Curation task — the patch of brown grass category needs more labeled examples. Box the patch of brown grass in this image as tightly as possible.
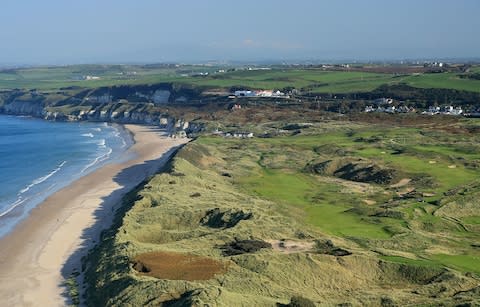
[133,251,227,281]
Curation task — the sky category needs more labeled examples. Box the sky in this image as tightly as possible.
[0,0,479,64]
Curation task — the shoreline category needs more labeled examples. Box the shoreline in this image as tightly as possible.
[0,124,188,306]
[0,120,134,238]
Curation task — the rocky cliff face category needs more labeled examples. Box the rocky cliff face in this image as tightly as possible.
[0,91,204,135]
[3,100,46,117]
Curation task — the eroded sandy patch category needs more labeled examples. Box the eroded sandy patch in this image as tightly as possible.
[390,178,411,188]
[133,251,227,281]
[267,240,315,254]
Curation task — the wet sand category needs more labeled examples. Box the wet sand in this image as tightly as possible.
[0,125,188,306]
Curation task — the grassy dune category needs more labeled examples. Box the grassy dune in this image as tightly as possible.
[86,120,480,306]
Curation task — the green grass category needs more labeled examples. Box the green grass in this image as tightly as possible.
[0,64,213,90]
[63,274,80,306]
[403,72,480,93]
[380,255,441,268]
[355,146,477,190]
[462,216,480,225]
[181,69,395,93]
[202,124,480,242]
[233,127,478,192]
[432,254,480,274]
[238,166,392,239]
[3,65,480,94]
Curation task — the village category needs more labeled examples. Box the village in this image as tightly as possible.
[363,97,472,116]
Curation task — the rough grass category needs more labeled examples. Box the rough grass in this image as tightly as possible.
[63,274,80,306]
[86,120,480,306]
[197,122,480,275]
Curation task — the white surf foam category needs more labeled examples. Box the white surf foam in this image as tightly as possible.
[81,147,113,173]
[1,161,66,218]
[18,161,67,195]
[0,197,26,218]
[97,139,106,147]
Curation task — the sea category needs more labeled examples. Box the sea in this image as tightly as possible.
[0,115,133,238]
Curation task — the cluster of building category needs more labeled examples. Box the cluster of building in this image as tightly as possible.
[212,129,254,139]
[364,98,466,116]
[224,132,254,138]
[423,62,445,68]
[72,75,101,81]
[233,90,288,98]
[421,106,464,116]
[364,105,416,114]
[364,98,415,113]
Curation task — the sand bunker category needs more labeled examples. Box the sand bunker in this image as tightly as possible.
[132,251,226,281]
[396,187,416,197]
[267,240,315,254]
[390,178,411,188]
[448,165,457,169]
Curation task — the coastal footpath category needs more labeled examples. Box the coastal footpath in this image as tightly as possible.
[0,125,188,306]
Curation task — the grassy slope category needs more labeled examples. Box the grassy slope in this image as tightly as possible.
[402,72,480,92]
[204,124,480,272]
[87,120,480,306]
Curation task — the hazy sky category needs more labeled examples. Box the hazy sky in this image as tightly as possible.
[1,0,479,64]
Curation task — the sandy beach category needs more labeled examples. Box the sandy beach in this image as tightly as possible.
[0,125,188,306]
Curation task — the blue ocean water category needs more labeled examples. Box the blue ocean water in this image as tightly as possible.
[0,115,133,238]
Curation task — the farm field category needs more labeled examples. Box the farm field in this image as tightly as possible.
[2,64,480,95]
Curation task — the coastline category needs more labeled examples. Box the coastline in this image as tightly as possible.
[0,118,134,238]
[0,124,188,306]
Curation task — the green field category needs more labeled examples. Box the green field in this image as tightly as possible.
[2,65,480,95]
[402,72,480,93]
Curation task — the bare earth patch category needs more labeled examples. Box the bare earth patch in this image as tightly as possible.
[133,251,227,281]
[363,199,377,205]
[267,240,315,254]
[396,187,416,197]
[448,165,457,169]
[429,160,437,164]
[317,176,377,194]
[424,246,456,255]
[390,178,411,188]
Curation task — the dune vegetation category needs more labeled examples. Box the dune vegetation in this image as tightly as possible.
[85,118,480,306]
